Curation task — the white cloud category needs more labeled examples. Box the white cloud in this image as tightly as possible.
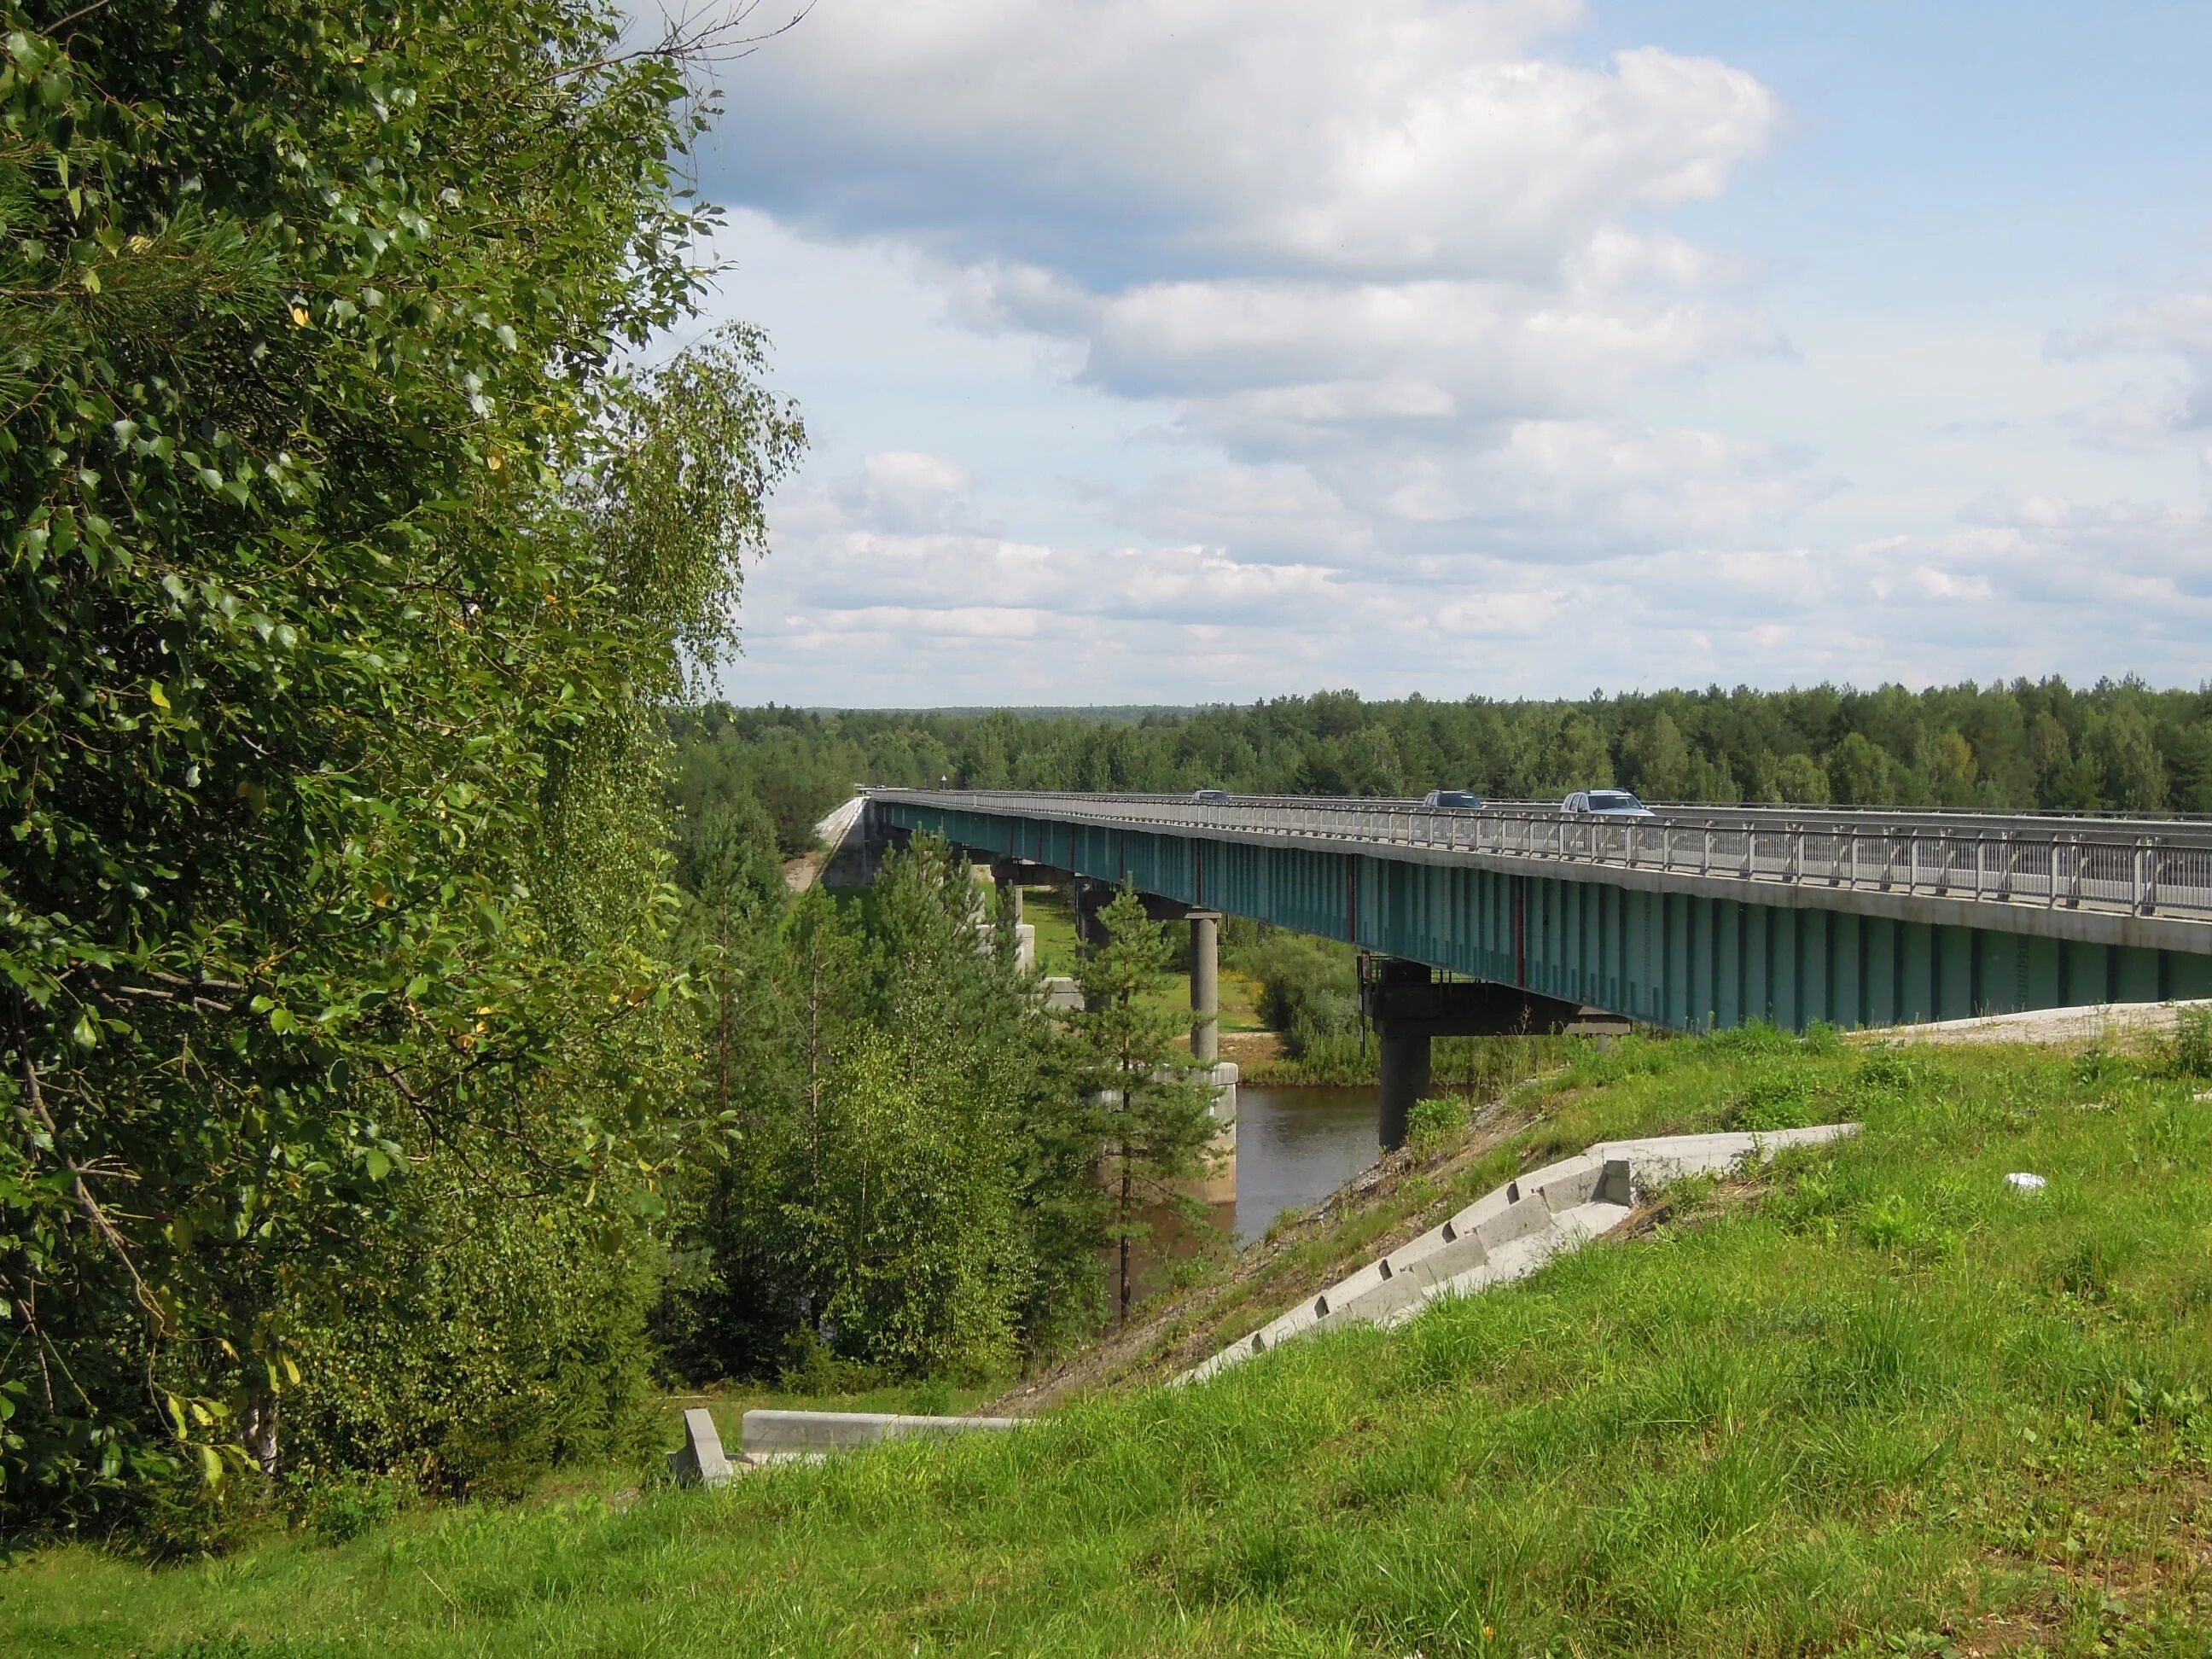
[2052,288,2212,456]
[711,1,1775,282]
[963,271,1778,425]
[691,0,1810,605]
[688,5,2209,704]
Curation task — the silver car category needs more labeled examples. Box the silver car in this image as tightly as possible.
[1562,789,1654,819]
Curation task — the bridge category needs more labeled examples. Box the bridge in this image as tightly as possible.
[864,789,2212,1146]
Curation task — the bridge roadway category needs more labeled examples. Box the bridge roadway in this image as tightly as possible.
[870,789,2212,1144]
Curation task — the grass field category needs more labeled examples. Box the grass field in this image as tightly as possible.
[11,1029,2212,1656]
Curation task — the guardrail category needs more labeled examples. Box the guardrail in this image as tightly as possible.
[871,789,2212,924]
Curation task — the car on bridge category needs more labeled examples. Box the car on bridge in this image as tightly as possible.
[1562,789,1654,819]
[1190,789,1231,804]
[1423,789,1487,809]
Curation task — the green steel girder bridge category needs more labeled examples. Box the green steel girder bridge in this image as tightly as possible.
[867,788,2212,1145]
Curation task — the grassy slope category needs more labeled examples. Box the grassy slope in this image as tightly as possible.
[12,1035,2212,1656]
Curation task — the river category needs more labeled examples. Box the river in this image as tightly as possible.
[1226,1084,1382,1243]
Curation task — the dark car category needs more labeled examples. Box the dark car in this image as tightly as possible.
[1190,789,1231,805]
[1423,789,1486,810]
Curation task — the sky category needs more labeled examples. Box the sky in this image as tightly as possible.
[676,0,2212,707]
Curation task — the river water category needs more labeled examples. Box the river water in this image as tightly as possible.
[1227,1084,1381,1243]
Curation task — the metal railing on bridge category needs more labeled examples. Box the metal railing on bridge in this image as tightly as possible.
[870,789,2212,924]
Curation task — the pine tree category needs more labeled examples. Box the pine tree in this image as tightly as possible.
[1074,887,1221,1323]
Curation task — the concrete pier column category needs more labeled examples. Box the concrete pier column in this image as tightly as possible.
[1371,958,1435,1151]
[1073,880,1109,1010]
[1074,878,1113,946]
[1188,910,1221,1065]
[1377,1028,1432,1152]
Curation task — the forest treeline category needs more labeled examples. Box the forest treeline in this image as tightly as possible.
[672,680,2212,855]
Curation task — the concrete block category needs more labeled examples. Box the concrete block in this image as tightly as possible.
[1440,1181,1521,1244]
[1441,1221,1565,1296]
[1515,1152,1599,1198]
[667,1406,733,1487]
[1596,1157,1633,1207]
[1550,1199,1633,1242]
[1323,1230,1494,1329]
[1249,1300,1325,1349]
[1311,1257,1394,1318]
[1377,1219,1456,1279]
[1474,1195,1552,1254]
[1040,976,1084,1012]
[740,1410,1025,1456]
[1525,1152,1604,1213]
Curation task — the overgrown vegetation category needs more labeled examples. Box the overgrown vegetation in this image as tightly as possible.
[0,0,811,1532]
[669,679,2212,853]
[655,834,1109,1387]
[15,1031,2212,1654]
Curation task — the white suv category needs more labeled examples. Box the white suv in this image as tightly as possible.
[1562,789,1654,819]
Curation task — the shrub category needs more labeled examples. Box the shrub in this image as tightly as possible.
[905,1378,955,1417]
[1706,1022,1800,1058]
[282,1172,665,1500]
[1406,1096,1470,1157]
[2174,1009,2212,1079]
[1722,1069,1819,1131]
[778,1327,882,1398]
[288,1470,401,1546]
[1853,1048,1932,1097]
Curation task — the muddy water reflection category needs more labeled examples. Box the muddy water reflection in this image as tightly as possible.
[1231,1085,1381,1243]
[1126,1084,1382,1305]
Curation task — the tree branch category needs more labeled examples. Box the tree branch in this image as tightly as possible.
[15,1050,169,1333]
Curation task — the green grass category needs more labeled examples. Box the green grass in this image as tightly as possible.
[13,1033,2212,1656]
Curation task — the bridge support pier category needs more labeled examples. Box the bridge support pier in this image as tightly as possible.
[1189,910,1220,1065]
[1371,959,1435,1150]
[1365,958,1634,1151]
[1074,877,1112,946]
[1377,1027,1433,1152]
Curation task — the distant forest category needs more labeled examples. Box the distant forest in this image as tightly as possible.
[672,679,2212,854]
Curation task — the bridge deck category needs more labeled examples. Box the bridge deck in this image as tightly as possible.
[870,789,2212,1033]
[875,789,2212,930]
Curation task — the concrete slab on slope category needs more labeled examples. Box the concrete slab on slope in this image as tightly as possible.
[1177,1123,1859,1385]
[741,1410,1026,1456]
[1854,998,2212,1049]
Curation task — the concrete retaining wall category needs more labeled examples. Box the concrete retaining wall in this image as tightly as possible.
[740,1409,1026,1456]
